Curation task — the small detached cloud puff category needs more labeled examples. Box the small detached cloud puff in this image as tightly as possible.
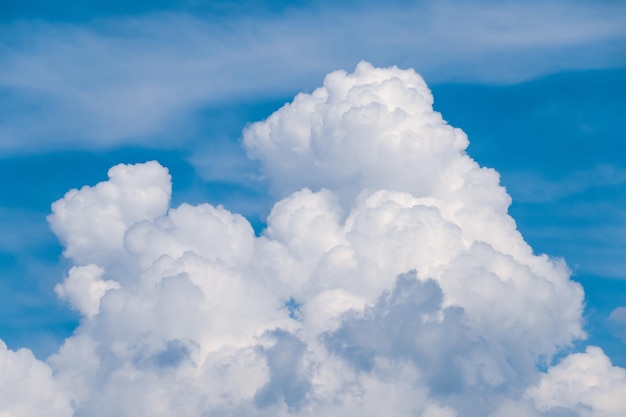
[2,62,625,417]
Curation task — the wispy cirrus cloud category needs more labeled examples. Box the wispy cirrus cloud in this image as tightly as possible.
[0,0,624,153]
[505,165,626,203]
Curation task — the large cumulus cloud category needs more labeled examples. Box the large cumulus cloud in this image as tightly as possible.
[1,62,624,416]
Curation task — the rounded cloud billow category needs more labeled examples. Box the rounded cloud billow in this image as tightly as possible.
[1,62,624,416]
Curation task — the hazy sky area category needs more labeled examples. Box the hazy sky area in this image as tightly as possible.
[1,1,626,416]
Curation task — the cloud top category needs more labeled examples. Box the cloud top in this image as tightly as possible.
[244,61,469,199]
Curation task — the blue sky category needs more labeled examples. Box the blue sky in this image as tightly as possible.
[1,1,626,415]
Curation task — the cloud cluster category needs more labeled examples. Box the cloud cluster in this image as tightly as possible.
[1,62,625,416]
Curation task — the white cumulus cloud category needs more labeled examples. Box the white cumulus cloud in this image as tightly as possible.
[0,62,624,416]
[526,347,626,417]
[55,264,120,319]
[47,161,171,265]
[0,340,71,417]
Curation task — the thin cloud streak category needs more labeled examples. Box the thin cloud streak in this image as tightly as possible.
[0,1,625,153]
[505,165,626,204]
